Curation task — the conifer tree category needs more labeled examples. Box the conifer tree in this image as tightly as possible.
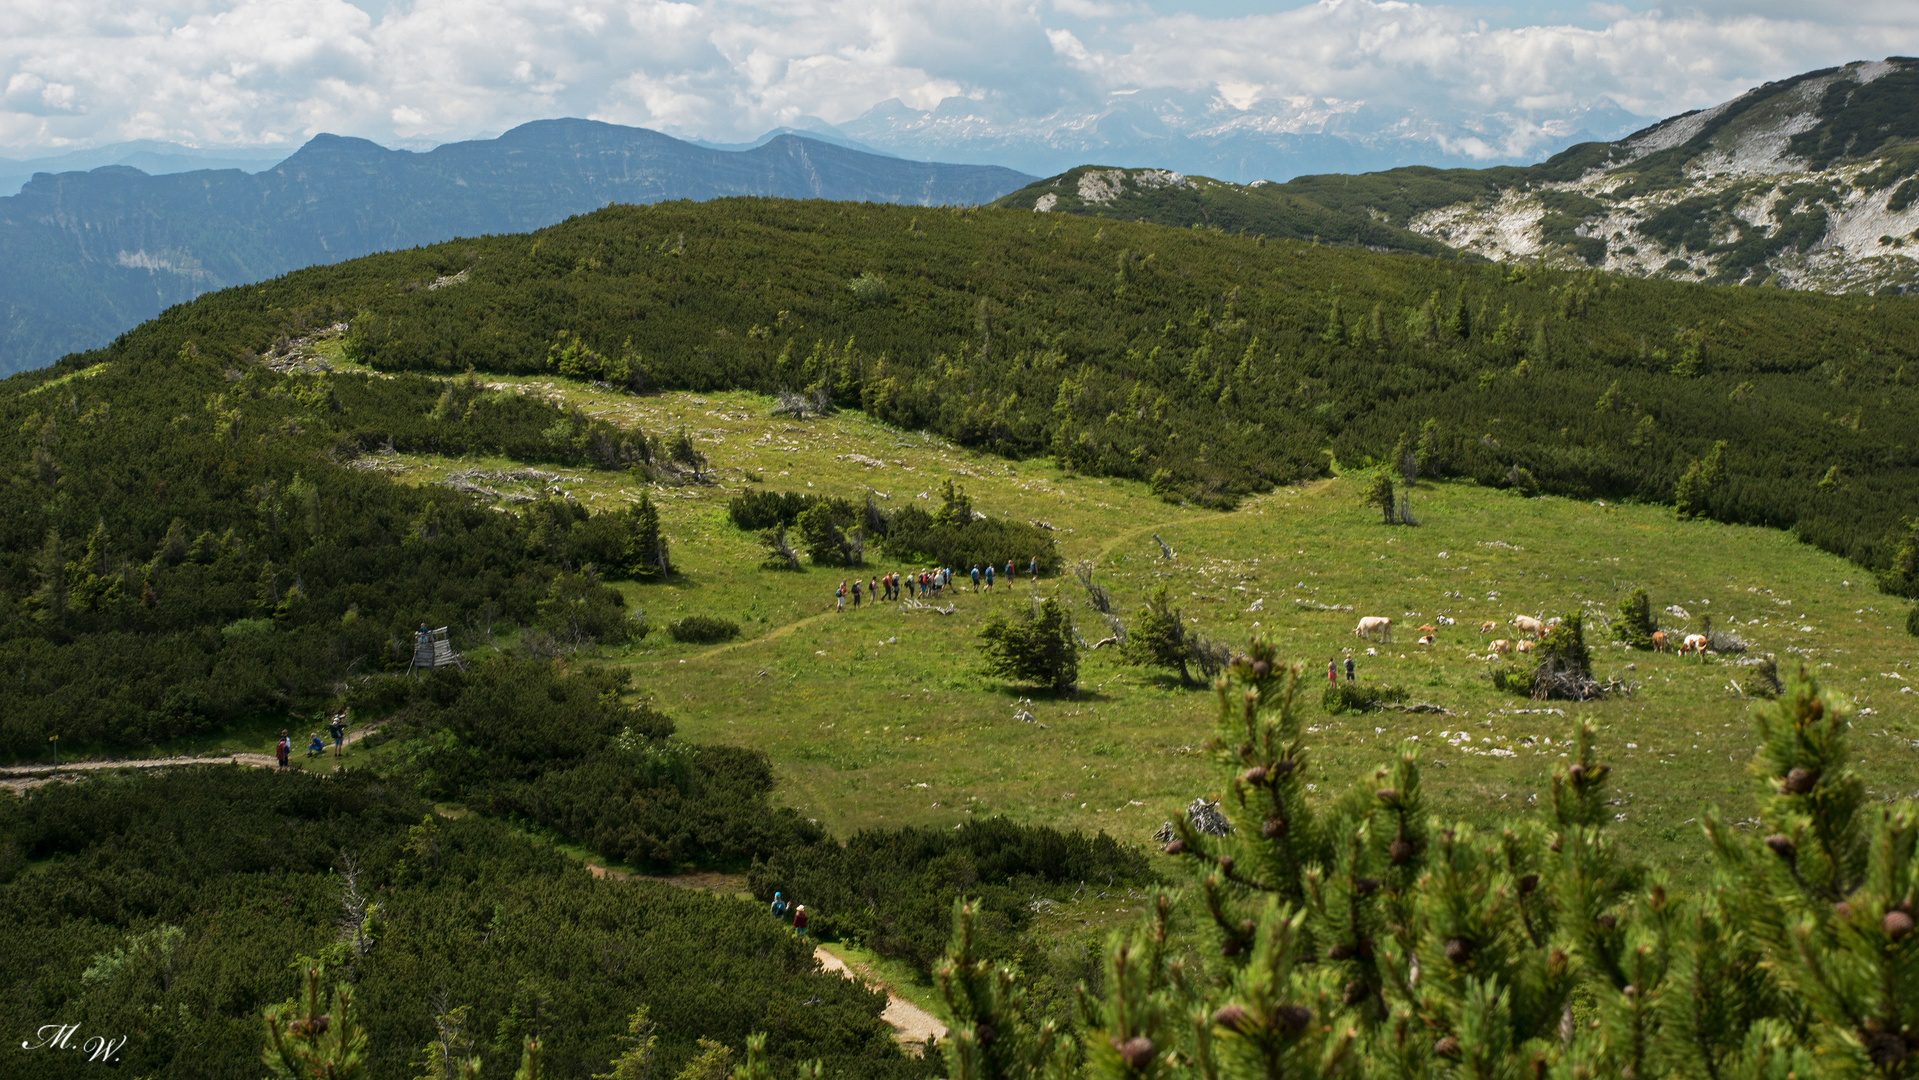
[629,495,671,579]
[263,967,368,1080]
[937,899,1071,1080]
[1121,585,1196,686]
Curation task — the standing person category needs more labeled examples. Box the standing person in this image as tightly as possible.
[1328,660,1338,687]
[836,581,846,613]
[793,905,809,938]
[852,579,862,609]
[1029,556,1038,582]
[276,730,291,769]
[327,715,346,758]
[1006,560,1015,587]
[970,565,980,592]
[1345,657,1356,683]
[984,563,994,591]
[770,891,789,920]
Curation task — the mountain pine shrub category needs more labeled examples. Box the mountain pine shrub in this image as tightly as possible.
[902,648,1908,1078]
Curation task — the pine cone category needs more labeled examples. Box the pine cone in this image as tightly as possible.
[1252,660,1271,678]
[1389,838,1416,864]
[975,1023,996,1047]
[1355,877,1381,896]
[1780,767,1820,795]
[1886,911,1914,940]
[1112,1035,1156,1069]
[1218,855,1235,873]
[1212,1005,1251,1033]
[1262,816,1288,839]
[1765,834,1796,859]
[1434,1036,1461,1057]
[1164,838,1186,855]
[1270,759,1296,776]
[1244,765,1269,785]
[1444,937,1473,964]
[1375,787,1400,805]
[1272,1005,1312,1034]
[1866,1031,1907,1067]
[1518,873,1539,895]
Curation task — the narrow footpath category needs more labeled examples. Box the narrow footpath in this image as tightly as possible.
[0,722,385,794]
[583,862,947,1050]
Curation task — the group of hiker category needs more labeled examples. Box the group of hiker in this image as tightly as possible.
[273,714,350,768]
[835,557,1041,612]
[768,891,810,937]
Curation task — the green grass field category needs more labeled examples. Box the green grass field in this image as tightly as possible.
[356,377,1919,885]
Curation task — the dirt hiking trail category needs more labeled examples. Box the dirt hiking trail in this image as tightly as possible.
[583,862,946,1050]
[0,722,385,794]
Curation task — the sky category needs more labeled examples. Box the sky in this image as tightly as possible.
[4,0,1919,156]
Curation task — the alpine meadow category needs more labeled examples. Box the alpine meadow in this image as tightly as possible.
[3,188,1919,1080]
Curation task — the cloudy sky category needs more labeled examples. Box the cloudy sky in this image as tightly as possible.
[4,0,1918,155]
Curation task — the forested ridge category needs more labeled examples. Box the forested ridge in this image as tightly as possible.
[68,196,1919,588]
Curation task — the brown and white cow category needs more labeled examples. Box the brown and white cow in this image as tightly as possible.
[1490,639,1514,656]
[1479,621,1498,636]
[1682,634,1710,658]
[1650,630,1669,653]
[1516,639,1536,654]
[1511,615,1546,639]
[1354,616,1394,643]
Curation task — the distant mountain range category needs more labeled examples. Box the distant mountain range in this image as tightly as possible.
[836,89,1649,183]
[0,141,293,198]
[0,120,1032,373]
[996,58,1919,296]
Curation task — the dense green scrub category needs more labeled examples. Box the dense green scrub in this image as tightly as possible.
[62,199,1919,595]
[368,659,823,869]
[0,767,929,1080]
[0,342,676,755]
[751,818,1152,975]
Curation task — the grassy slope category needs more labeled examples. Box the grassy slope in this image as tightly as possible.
[374,377,1919,885]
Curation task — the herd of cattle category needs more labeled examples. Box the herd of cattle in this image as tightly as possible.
[1351,615,1710,657]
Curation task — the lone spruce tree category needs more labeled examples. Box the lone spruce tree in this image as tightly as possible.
[979,597,1077,693]
[1122,584,1196,686]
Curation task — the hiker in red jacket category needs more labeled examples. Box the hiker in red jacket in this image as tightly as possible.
[276,730,291,768]
[793,905,809,938]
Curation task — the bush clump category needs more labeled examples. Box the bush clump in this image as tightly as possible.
[1908,603,1919,638]
[1617,586,1658,649]
[1322,681,1408,714]
[1490,665,1534,696]
[750,817,1152,974]
[978,597,1077,692]
[727,488,815,531]
[666,615,740,644]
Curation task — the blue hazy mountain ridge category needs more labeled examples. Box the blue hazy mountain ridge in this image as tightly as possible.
[0,118,1034,374]
[0,140,293,197]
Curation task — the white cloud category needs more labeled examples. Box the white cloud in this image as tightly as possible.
[0,0,1916,152]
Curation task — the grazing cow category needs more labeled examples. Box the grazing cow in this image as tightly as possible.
[1512,615,1546,639]
[1516,639,1536,654]
[1354,616,1394,643]
[1491,639,1514,656]
[1682,634,1710,658]
[1417,634,1436,646]
[1479,621,1498,636]
[1650,631,1669,653]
